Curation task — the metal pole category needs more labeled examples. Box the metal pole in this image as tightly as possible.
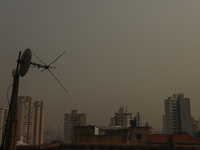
[2,52,21,150]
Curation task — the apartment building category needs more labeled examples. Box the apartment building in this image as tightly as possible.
[110,106,132,127]
[32,101,44,145]
[17,96,34,145]
[163,93,193,135]
[64,110,88,143]
[17,96,44,145]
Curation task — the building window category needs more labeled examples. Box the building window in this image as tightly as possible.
[136,134,142,140]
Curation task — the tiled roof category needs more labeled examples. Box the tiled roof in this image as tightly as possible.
[172,134,200,144]
[148,134,200,145]
[148,134,168,144]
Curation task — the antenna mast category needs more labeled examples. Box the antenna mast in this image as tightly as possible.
[2,49,67,150]
[2,49,31,150]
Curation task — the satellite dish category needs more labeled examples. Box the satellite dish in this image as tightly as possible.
[19,48,32,77]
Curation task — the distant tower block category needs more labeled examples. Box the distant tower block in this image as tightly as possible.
[163,93,193,135]
[64,110,88,143]
[17,96,33,145]
[16,96,44,145]
[33,101,44,145]
[110,106,133,127]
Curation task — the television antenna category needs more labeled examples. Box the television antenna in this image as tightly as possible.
[30,51,68,93]
[2,49,32,150]
[2,48,67,150]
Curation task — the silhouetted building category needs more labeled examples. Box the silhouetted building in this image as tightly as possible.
[163,93,193,135]
[74,125,152,145]
[110,106,132,127]
[15,133,200,149]
[64,110,88,143]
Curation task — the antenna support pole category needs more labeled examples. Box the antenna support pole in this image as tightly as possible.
[2,52,21,150]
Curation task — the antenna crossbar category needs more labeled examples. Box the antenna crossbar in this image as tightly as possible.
[31,51,67,93]
[30,62,56,69]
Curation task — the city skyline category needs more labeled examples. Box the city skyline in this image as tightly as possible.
[1,1,200,131]
[0,93,197,134]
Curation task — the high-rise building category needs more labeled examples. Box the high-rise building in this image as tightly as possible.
[17,96,34,145]
[163,93,193,135]
[64,110,88,143]
[17,96,44,145]
[32,101,44,145]
[110,106,132,127]
[0,106,9,145]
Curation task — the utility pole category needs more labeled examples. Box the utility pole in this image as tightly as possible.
[2,52,21,150]
[2,49,31,150]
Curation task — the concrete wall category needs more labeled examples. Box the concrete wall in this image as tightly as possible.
[74,135,128,144]
[74,126,152,145]
[129,127,152,145]
[74,126,98,136]
[74,126,129,144]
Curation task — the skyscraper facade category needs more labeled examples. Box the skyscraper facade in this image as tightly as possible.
[17,96,44,145]
[32,101,44,145]
[0,106,9,145]
[17,96,34,145]
[110,106,132,127]
[163,93,193,135]
[64,110,88,143]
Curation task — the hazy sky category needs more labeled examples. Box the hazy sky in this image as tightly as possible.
[1,0,200,131]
